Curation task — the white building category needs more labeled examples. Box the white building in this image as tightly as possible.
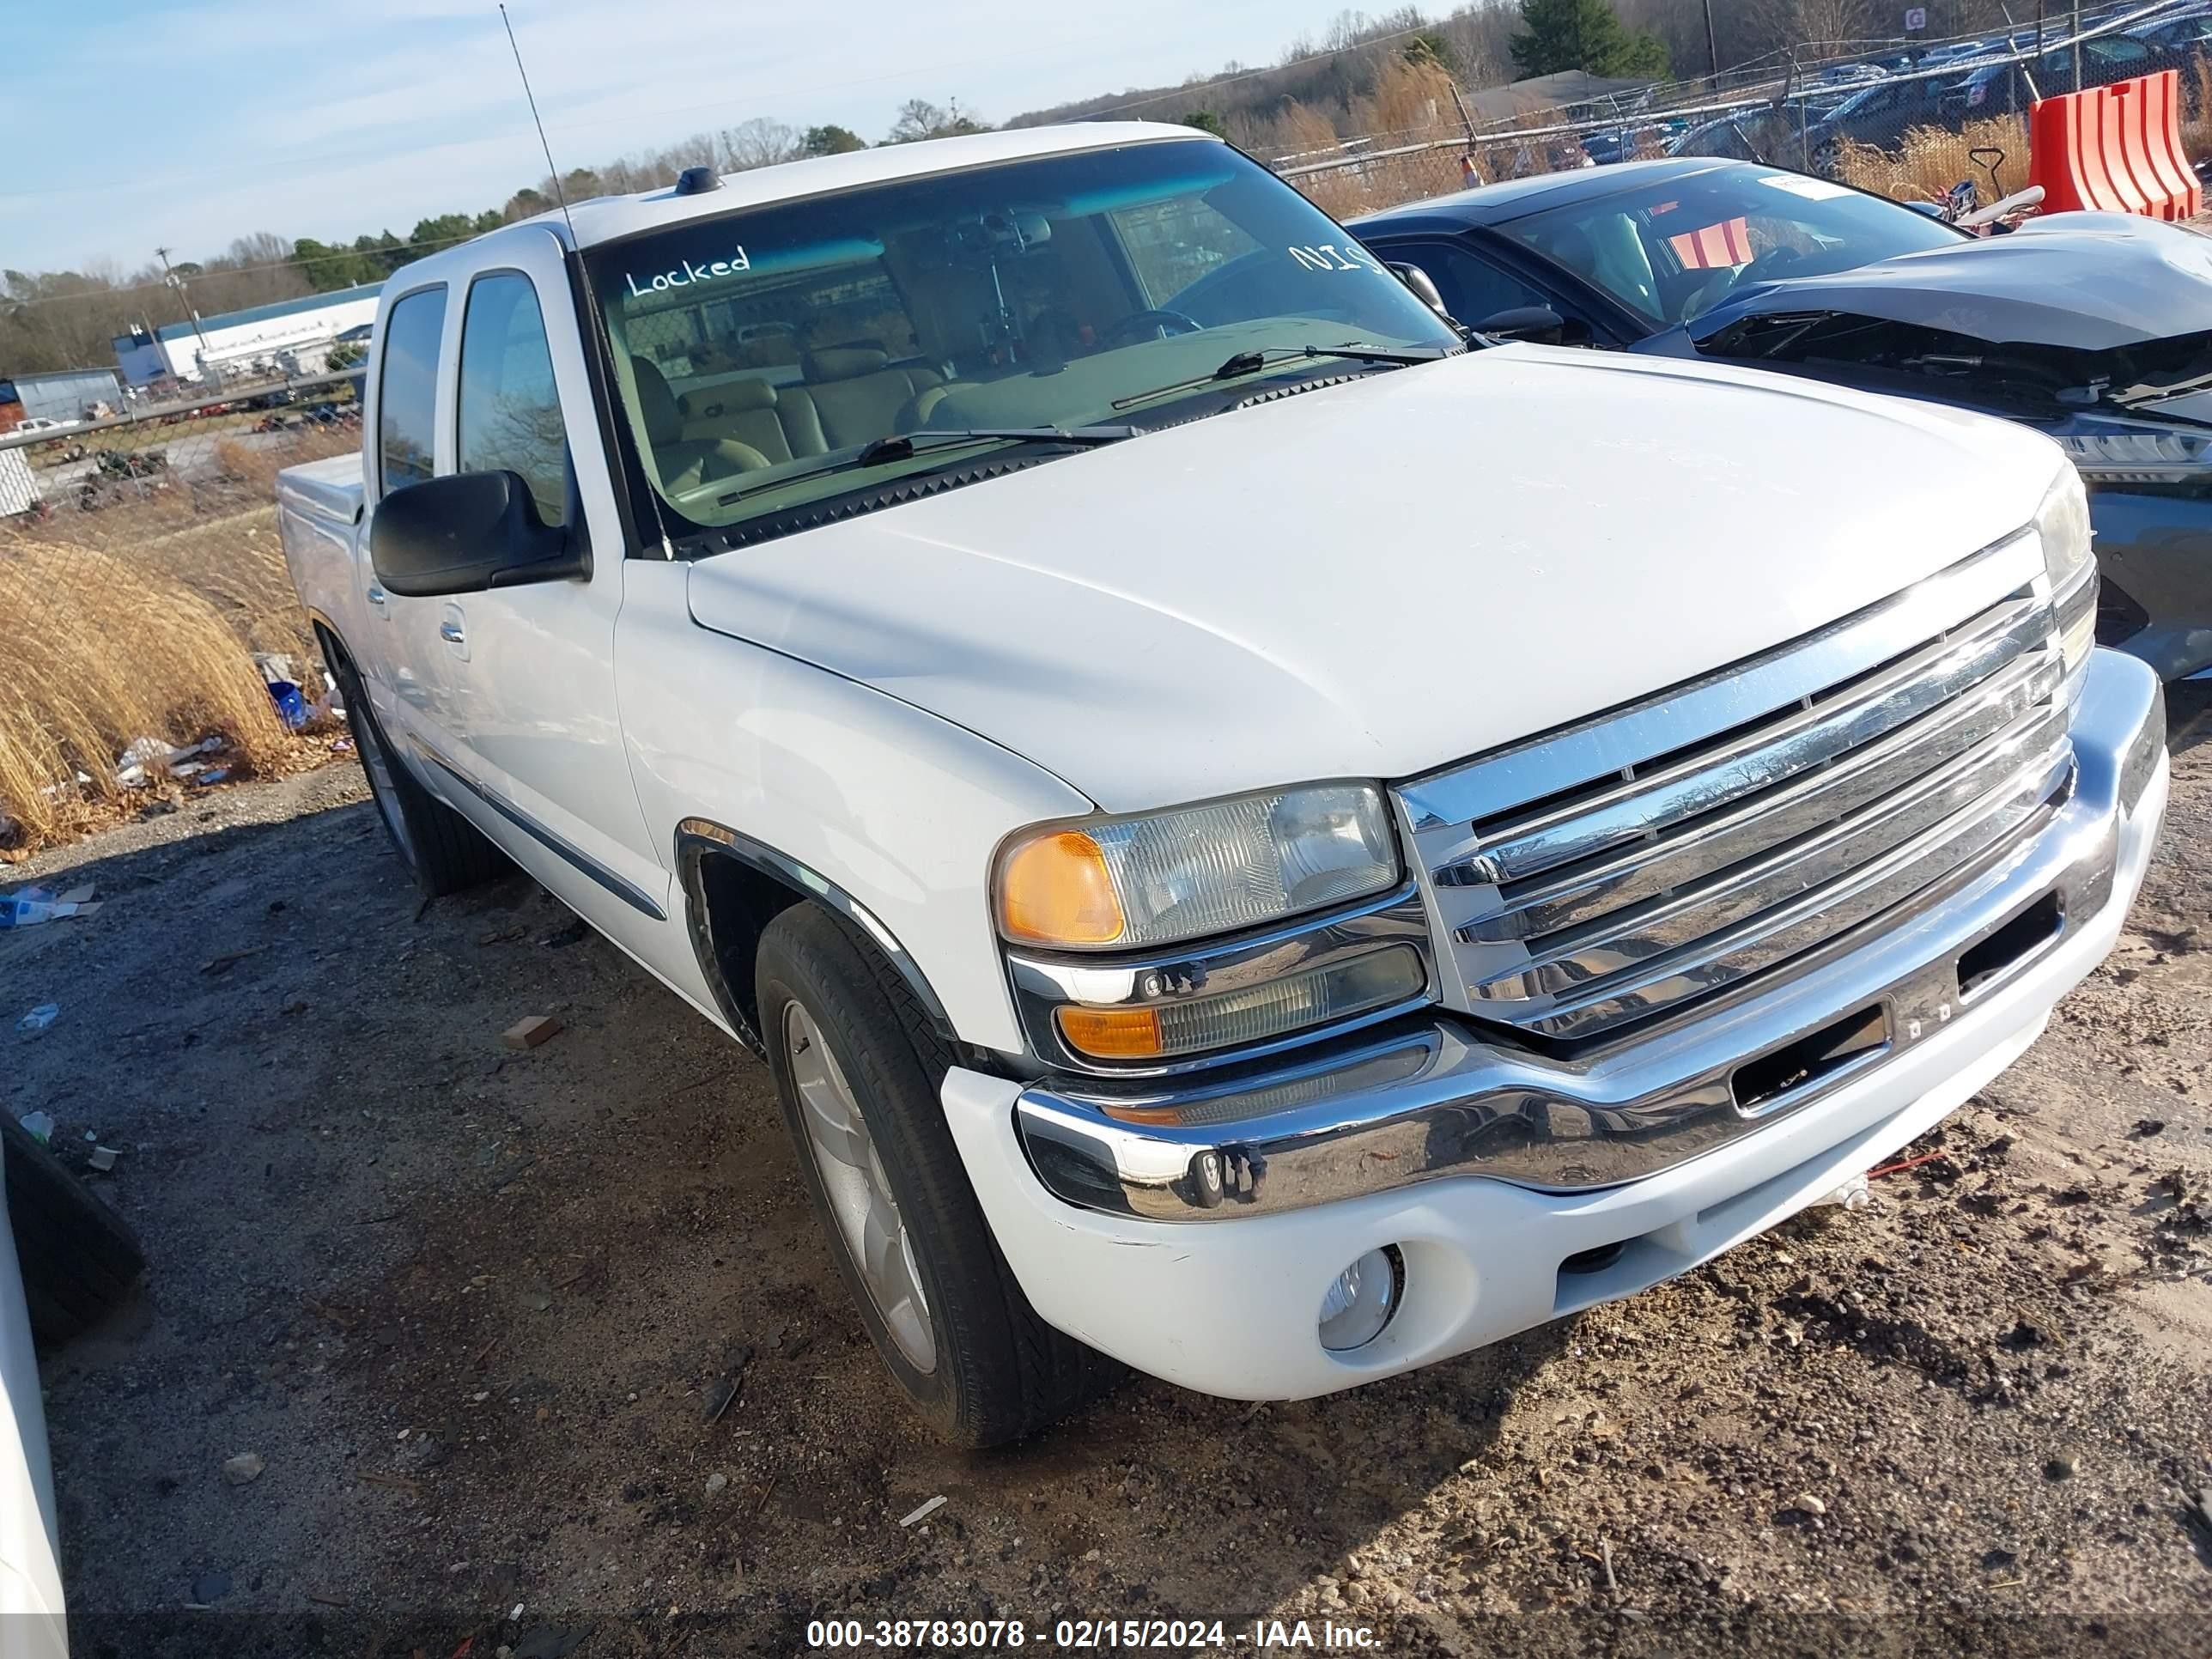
[112,283,382,386]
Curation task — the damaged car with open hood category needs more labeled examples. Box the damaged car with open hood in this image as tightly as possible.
[1356,155,2212,681]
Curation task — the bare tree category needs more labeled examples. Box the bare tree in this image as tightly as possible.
[717,118,803,172]
[1748,0,1876,56]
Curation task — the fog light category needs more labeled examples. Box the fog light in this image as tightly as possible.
[1318,1245,1402,1352]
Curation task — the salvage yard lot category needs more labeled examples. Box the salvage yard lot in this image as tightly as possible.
[5,696,2209,1658]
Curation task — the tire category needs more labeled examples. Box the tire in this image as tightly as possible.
[325,639,505,898]
[756,904,1120,1447]
[3,1115,145,1346]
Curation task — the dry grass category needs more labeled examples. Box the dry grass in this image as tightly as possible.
[1349,54,1461,148]
[0,540,294,846]
[2181,52,2212,165]
[1835,116,2035,205]
[132,509,319,661]
[1285,97,1609,220]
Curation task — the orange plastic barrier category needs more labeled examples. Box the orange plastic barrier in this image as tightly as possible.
[2029,70,2203,221]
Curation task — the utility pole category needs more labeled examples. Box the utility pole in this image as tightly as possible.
[154,246,212,383]
[1703,0,1720,86]
[1448,79,1480,146]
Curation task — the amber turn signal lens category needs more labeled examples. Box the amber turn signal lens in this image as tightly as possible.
[1055,1005,1164,1059]
[999,830,1126,946]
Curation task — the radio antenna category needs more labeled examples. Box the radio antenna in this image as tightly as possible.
[495,3,683,561]
[500,3,580,245]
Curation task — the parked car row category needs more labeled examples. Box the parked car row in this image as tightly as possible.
[1666,3,2211,174]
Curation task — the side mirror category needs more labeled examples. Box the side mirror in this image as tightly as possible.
[370,470,587,599]
[1385,261,1453,321]
[1473,305,1567,345]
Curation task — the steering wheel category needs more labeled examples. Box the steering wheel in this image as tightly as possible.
[1742,245,1807,283]
[1099,308,1203,348]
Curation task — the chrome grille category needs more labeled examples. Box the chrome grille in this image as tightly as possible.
[1396,535,2075,1042]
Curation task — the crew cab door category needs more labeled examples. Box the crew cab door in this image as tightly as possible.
[399,229,672,945]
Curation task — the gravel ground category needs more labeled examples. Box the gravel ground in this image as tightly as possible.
[7,690,2209,1659]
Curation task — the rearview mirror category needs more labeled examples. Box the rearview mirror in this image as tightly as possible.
[1473,306,1566,345]
[370,470,588,599]
[1385,261,1453,321]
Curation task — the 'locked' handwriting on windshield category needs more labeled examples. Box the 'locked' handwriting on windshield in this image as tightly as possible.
[624,248,750,299]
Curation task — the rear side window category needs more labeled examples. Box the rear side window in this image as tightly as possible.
[378,287,446,495]
[457,273,568,526]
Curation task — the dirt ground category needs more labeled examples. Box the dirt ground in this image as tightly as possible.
[6,692,2209,1659]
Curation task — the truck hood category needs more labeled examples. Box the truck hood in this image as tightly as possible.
[1684,212,2212,352]
[686,345,2063,814]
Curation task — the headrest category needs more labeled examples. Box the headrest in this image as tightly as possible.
[629,355,679,442]
[680,379,777,419]
[806,346,890,380]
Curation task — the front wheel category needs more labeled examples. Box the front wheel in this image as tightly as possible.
[756,904,1119,1446]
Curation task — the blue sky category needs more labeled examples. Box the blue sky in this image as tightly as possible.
[4,0,1371,274]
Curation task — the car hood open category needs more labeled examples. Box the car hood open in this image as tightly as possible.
[1684,212,2212,352]
[686,345,2063,814]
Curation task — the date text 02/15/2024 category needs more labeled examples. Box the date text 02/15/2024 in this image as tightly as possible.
[804,1618,1382,1650]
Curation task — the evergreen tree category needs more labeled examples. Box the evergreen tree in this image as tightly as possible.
[1510,0,1670,79]
[801,124,866,156]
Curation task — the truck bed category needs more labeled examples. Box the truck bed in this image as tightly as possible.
[276,453,365,653]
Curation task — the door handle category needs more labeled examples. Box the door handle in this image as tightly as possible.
[366,582,387,608]
[438,603,470,660]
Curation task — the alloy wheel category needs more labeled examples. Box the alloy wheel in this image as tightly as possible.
[784,1000,936,1372]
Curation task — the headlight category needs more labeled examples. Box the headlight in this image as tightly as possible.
[2051,419,2212,484]
[2033,466,2097,688]
[997,783,1399,951]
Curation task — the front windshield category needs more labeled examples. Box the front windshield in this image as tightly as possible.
[1498,166,1963,331]
[586,137,1459,537]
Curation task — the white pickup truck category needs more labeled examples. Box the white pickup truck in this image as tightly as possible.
[279,122,2169,1447]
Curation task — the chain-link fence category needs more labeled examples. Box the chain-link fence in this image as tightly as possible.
[0,372,362,851]
[1271,0,2212,218]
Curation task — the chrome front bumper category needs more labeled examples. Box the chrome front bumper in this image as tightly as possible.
[1013,650,2168,1223]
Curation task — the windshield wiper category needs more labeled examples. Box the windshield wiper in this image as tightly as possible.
[858,424,1137,463]
[1109,343,1452,411]
[716,425,1136,507]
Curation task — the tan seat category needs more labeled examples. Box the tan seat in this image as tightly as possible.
[629,356,768,489]
[676,380,828,464]
[802,346,943,448]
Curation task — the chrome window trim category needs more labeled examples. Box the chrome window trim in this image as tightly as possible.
[1006,883,1435,1078]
